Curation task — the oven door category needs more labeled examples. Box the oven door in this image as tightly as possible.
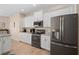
[32,34,41,48]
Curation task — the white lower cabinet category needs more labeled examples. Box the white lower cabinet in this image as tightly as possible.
[27,33,32,44]
[41,35,51,51]
[20,33,32,44]
[0,38,2,54]
[2,36,11,53]
[20,33,27,42]
[0,35,11,54]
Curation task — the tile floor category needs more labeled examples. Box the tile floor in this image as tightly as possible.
[10,40,50,55]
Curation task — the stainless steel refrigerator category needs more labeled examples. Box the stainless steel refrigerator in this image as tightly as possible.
[50,14,78,55]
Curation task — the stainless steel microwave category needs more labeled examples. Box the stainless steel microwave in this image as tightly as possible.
[34,20,43,27]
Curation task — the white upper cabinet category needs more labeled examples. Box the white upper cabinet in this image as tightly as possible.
[34,10,43,21]
[22,17,28,27]
[43,14,51,27]
[22,10,43,27]
[23,15,34,27]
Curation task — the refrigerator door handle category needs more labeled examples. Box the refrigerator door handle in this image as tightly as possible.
[61,16,64,40]
[60,17,62,40]
[51,42,77,49]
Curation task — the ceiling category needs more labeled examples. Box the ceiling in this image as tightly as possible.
[0,4,56,16]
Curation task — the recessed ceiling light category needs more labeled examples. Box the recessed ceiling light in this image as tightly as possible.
[21,9,24,11]
[33,4,36,7]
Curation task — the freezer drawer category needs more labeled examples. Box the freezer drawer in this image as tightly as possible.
[50,42,77,55]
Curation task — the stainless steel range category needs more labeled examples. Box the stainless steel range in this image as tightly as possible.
[32,29,45,48]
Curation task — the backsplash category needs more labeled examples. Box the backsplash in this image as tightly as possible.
[21,27,51,36]
[45,28,51,35]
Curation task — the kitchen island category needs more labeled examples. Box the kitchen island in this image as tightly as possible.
[0,34,12,55]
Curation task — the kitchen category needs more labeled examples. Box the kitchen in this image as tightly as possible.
[0,4,79,55]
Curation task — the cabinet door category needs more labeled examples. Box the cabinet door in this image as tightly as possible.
[20,33,24,42]
[0,38,3,54]
[20,33,32,44]
[24,16,34,27]
[23,17,31,27]
[27,34,32,44]
[20,33,27,43]
[41,35,50,51]
[44,36,50,51]
[34,11,43,21]
[22,17,28,27]
[27,17,31,27]
[20,18,25,28]
[41,36,46,49]
[37,12,43,21]
[28,17,34,27]
[43,15,51,27]
[2,36,11,53]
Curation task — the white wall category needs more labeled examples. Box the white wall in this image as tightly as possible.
[9,13,23,41]
[44,4,77,18]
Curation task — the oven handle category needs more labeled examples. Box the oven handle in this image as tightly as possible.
[51,42,77,49]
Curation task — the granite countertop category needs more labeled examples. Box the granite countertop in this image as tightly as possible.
[41,34,51,36]
[20,32,32,34]
[0,34,11,37]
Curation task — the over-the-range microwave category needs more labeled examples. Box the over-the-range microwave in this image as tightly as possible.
[34,20,43,27]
